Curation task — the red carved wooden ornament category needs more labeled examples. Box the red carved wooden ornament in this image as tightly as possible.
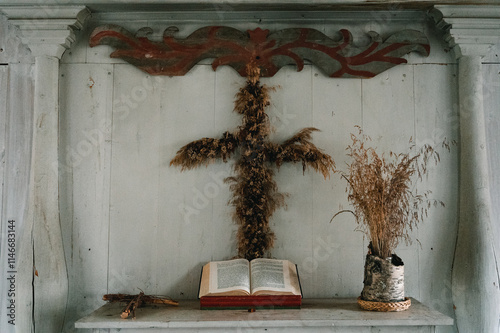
[90,25,429,78]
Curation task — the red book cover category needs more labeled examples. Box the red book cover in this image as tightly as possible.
[200,295,302,310]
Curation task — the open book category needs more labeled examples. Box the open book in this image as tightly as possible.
[199,258,301,298]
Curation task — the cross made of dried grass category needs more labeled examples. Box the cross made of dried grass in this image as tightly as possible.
[334,126,451,259]
[171,63,335,260]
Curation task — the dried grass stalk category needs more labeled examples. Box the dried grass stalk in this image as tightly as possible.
[170,132,239,170]
[341,126,449,258]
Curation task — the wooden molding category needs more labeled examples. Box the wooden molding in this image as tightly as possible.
[431,5,500,58]
[1,6,90,58]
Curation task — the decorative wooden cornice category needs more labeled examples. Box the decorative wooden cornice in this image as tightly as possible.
[90,25,429,78]
[430,5,500,58]
[1,6,90,58]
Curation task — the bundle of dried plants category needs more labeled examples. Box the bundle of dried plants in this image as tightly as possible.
[171,64,335,260]
[336,126,449,259]
[103,292,178,319]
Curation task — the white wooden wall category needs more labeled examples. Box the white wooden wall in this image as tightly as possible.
[483,64,500,292]
[54,14,461,333]
[0,13,34,333]
[0,64,8,332]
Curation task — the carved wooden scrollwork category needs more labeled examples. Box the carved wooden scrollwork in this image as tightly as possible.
[90,25,429,78]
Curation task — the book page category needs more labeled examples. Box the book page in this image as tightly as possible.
[250,259,301,296]
[200,259,251,297]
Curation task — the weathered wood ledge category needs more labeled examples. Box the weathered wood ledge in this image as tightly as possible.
[75,298,453,330]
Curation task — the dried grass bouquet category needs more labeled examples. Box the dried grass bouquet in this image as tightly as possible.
[336,126,450,259]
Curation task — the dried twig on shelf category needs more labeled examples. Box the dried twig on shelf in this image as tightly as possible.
[103,292,179,319]
[121,292,143,319]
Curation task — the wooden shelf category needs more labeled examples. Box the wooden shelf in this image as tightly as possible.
[75,298,453,331]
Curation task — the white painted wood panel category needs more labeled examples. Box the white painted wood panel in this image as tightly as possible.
[414,63,459,333]
[362,64,416,148]
[57,19,460,333]
[482,64,500,301]
[20,55,68,333]
[0,19,35,332]
[59,63,114,333]
[310,69,364,298]
[0,65,7,241]
[108,64,162,295]
[157,65,219,299]
[0,65,10,333]
[0,64,33,333]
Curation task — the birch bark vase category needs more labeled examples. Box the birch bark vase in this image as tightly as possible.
[360,253,407,306]
[358,253,411,312]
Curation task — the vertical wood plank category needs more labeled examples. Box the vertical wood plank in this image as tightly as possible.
[29,55,67,333]
[414,64,459,333]
[59,63,114,332]
[0,65,7,238]
[310,67,364,298]
[482,64,500,288]
[158,64,217,298]
[362,65,415,149]
[0,64,33,333]
[0,65,11,333]
[108,64,162,295]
